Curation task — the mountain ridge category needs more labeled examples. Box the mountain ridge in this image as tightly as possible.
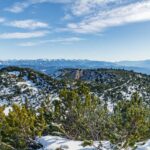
[1,59,150,75]
[0,66,150,109]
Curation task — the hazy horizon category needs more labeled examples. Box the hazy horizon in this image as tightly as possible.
[1,58,150,63]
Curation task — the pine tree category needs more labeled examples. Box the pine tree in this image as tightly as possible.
[112,93,150,149]
[0,107,15,150]
[2,104,46,149]
[53,86,102,140]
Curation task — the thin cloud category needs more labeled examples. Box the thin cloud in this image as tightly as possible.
[0,31,49,39]
[0,17,6,23]
[71,0,121,16]
[18,37,85,46]
[5,0,150,35]
[66,0,150,33]
[6,19,49,30]
[6,0,72,13]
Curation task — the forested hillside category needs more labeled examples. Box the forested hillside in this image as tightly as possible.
[57,68,150,104]
[0,67,150,150]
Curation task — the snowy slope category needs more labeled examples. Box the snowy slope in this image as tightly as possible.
[57,68,150,103]
[1,67,150,108]
[37,136,150,150]
[0,67,60,108]
[37,136,110,150]
[136,140,150,150]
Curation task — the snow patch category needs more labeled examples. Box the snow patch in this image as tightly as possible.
[37,136,111,150]
[136,140,150,150]
[8,71,20,76]
[4,106,12,116]
[37,136,150,150]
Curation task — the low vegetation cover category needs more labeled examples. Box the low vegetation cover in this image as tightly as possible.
[0,67,150,150]
[0,86,150,150]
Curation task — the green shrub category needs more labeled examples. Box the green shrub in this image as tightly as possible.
[82,140,93,147]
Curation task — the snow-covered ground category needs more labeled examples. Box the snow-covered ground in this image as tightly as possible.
[136,140,150,150]
[37,136,110,150]
[37,136,150,150]
[8,71,20,76]
[4,106,12,116]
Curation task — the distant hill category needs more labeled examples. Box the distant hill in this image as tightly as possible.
[0,59,119,74]
[117,60,150,68]
[0,67,150,109]
[116,60,150,74]
[0,66,62,108]
[56,68,150,104]
[1,59,150,75]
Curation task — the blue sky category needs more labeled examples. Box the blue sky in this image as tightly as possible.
[0,0,150,61]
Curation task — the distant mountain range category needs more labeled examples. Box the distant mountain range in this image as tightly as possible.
[0,59,150,74]
[116,60,150,74]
